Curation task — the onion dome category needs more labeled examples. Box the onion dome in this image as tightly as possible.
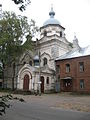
[33,55,39,61]
[33,55,39,66]
[43,7,60,26]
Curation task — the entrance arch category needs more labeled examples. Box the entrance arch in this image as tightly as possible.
[40,76,44,93]
[23,74,29,91]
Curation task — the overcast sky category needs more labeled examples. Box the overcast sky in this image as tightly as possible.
[0,0,90,47]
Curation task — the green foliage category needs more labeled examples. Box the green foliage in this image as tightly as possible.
[69,42,73,48]
[0,11,38,90]
[12,0,31,11]
[0,11,38,65]
[0,65,2,79]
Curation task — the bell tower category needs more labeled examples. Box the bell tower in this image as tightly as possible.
[38,7,72,70]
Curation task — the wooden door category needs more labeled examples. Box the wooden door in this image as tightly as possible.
[63,79,72,92]
[40,76,44,93]
[23,74,29,91]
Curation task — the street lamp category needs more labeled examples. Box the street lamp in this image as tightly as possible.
[35,38,41,96]
[37,81,41,96]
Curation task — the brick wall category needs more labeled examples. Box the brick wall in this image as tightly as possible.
[56,55,90,93]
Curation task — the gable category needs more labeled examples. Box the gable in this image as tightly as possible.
[41,52,51,59]
[19,50,34,64]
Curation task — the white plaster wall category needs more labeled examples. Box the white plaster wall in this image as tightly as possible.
[41,74,54,91]
[40,25,65,38]
[17,64,34,91]
[33,73,39,91]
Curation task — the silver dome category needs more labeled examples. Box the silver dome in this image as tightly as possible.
[43,7,60,26]
[33,55,39,61]
[43,18,60,26]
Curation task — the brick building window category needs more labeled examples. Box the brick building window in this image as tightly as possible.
[79,62,84,72]
[46,77,49,84]
[80,80,84,89]
[66,64,70,73]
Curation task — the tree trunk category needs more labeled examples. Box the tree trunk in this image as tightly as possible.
[2,68,4,89]
[2,60,4,89]
[12,62,15,91]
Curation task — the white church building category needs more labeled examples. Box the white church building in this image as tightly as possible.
[4,7,80,93]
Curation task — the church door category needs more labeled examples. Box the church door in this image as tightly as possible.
[23,74,29,91]
[40,76,44,93]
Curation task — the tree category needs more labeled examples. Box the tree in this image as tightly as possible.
[12,0,31,11]
[0,11,38,90]
[0,63,2,80]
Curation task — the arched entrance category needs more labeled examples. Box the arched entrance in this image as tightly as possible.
[40,76,44,93]
[23,74,29,91]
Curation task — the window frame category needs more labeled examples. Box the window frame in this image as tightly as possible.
[66,64,70,73]
[60,31,62,37]
[44,31,47,36]
[80,80,84,89]
[29,60,32,66]
[79,62,84,72]
[43,57,47,66]
[46,77,49,84]
[23,61,26,65]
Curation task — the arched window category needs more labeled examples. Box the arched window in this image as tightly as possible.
[29,60,32,66]
[43,57,47,66]
[23,61,26,65]
[44,31,47,36]
[60,31,62,37]
[46,77,49,84]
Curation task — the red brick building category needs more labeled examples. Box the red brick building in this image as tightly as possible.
[55,46,90,93]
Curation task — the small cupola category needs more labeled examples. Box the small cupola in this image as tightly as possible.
[73,34,80,50]
[33,55,39,67]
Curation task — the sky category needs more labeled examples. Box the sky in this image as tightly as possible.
[0,0,90,47]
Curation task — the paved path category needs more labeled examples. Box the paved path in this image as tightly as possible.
[11,93,90,112]
[0,93,90,120]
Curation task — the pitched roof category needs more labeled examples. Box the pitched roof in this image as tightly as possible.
[56,45,90,61]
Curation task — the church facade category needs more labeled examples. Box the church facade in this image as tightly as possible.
[4,7,79,93]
